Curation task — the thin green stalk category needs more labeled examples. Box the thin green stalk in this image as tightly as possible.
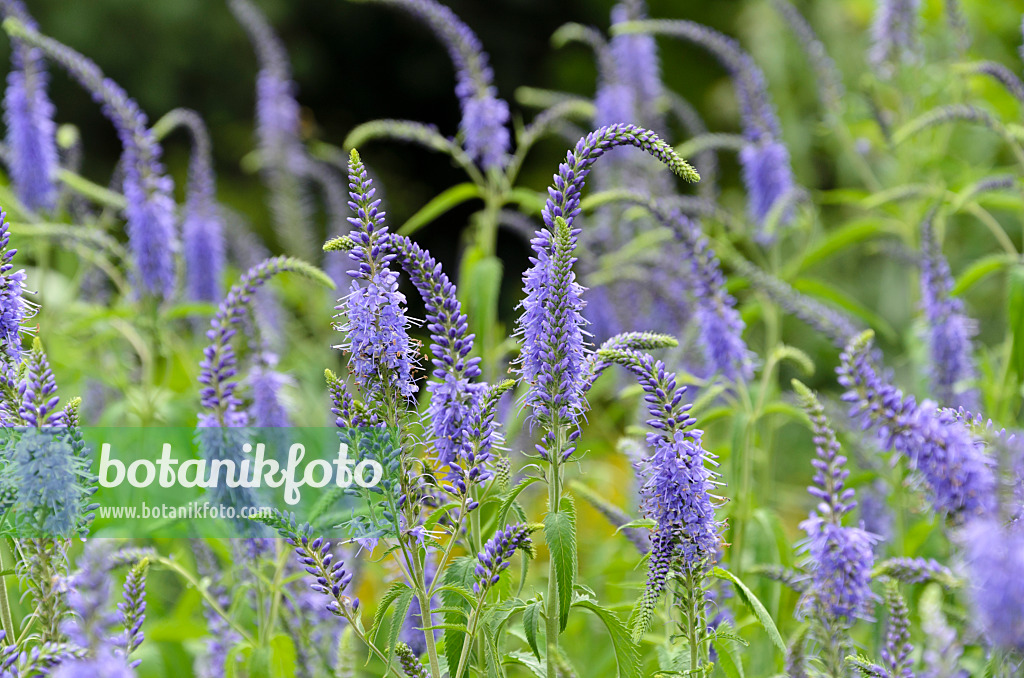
[155,556,256,646]
[545,425,564,678]
[412,553,443,678]
[0,541,13,646]
[454,601,486,678]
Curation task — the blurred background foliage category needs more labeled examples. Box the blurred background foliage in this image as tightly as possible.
[2,0,1024,674]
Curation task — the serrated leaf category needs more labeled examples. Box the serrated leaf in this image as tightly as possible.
[442,557,478,675]
[523,601,542,660]
[710,567,786,655]
[372,582,411,639]
[498,477,541,527]
[385,588,416,670]
[545,496,577,631]
[572,599,640,678]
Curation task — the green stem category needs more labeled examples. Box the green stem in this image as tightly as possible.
[0,541,13,645]
[545,426,564,678]
[455,602,485,678]
[412,554,443,678]
[155,556,256,646]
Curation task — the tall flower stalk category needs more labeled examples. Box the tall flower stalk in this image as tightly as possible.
[4,18,178,299]
[0,0,58,211]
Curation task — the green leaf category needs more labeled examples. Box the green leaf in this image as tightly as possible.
[504,650,547,678]
[442,557,478,674]
[1009,265,1024,385]
[371,582,411,639]
[523,600,543,660]
[458,247,503,364]
[713,639,745,678]
[545,496,577,631]
[790,219,888,276]
[498,477,542,526]
[385,588,416,670]
[710,567,786,655]
[572,599,640,678]
[952,254,1014,296]
[398,183,482,236]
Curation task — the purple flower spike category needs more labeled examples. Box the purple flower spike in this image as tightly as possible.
[837,332,996,520]
[165,109,226,304]
[919,213,978,410]
[609,2,662,126]
[597,348,721,640]
[793,381,876,626]
[337,150,417,400]
[1,0,58,211]
[364,0,510,170]
[474,524,534,595]
[960,518,1024,654]
[0,211,28,368]
[870,0,921,78]
[7,20,177,298]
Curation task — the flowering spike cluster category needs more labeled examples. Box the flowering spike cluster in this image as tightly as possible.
[880,582,913,678]
[115,560,148,666]
[0,211,28,367]
[366,0,510,170]
[18,338,60,428]
[794,381,876,626]
[837,331,996,519]
[919,215,978,410]
[61,541,119,651]
[199,256,317,427]
[338,150,417,401]
[267,511,359,616]
[870,0,921,77]
[247,353,292,428]
[162,109,226,304]
[598,348,721,637]
[517,217,589,453]
[961,518,1024,654]
[396,642,428,678]
[5,19,178,298]
[621,20,795,235]
[3,428,90,537]
[0,0,58,210]
[608,2,662,127]
[49,649,136,678]
[794,381,856,521]
[386,234,491,490]
[658,207,752,380]
[228,0,302,170]
[473,524,534,594]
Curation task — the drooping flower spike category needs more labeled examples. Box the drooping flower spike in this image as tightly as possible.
[770,0,844,115]
[596,347,722,640]
[152,109,226,304]
[612,20,796,239]
[199,256,334,428]
[4,18,178,298]
[0,0,58,211]
[517,124,697,446]
[837,331,996,520]
[354,0,510,171]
